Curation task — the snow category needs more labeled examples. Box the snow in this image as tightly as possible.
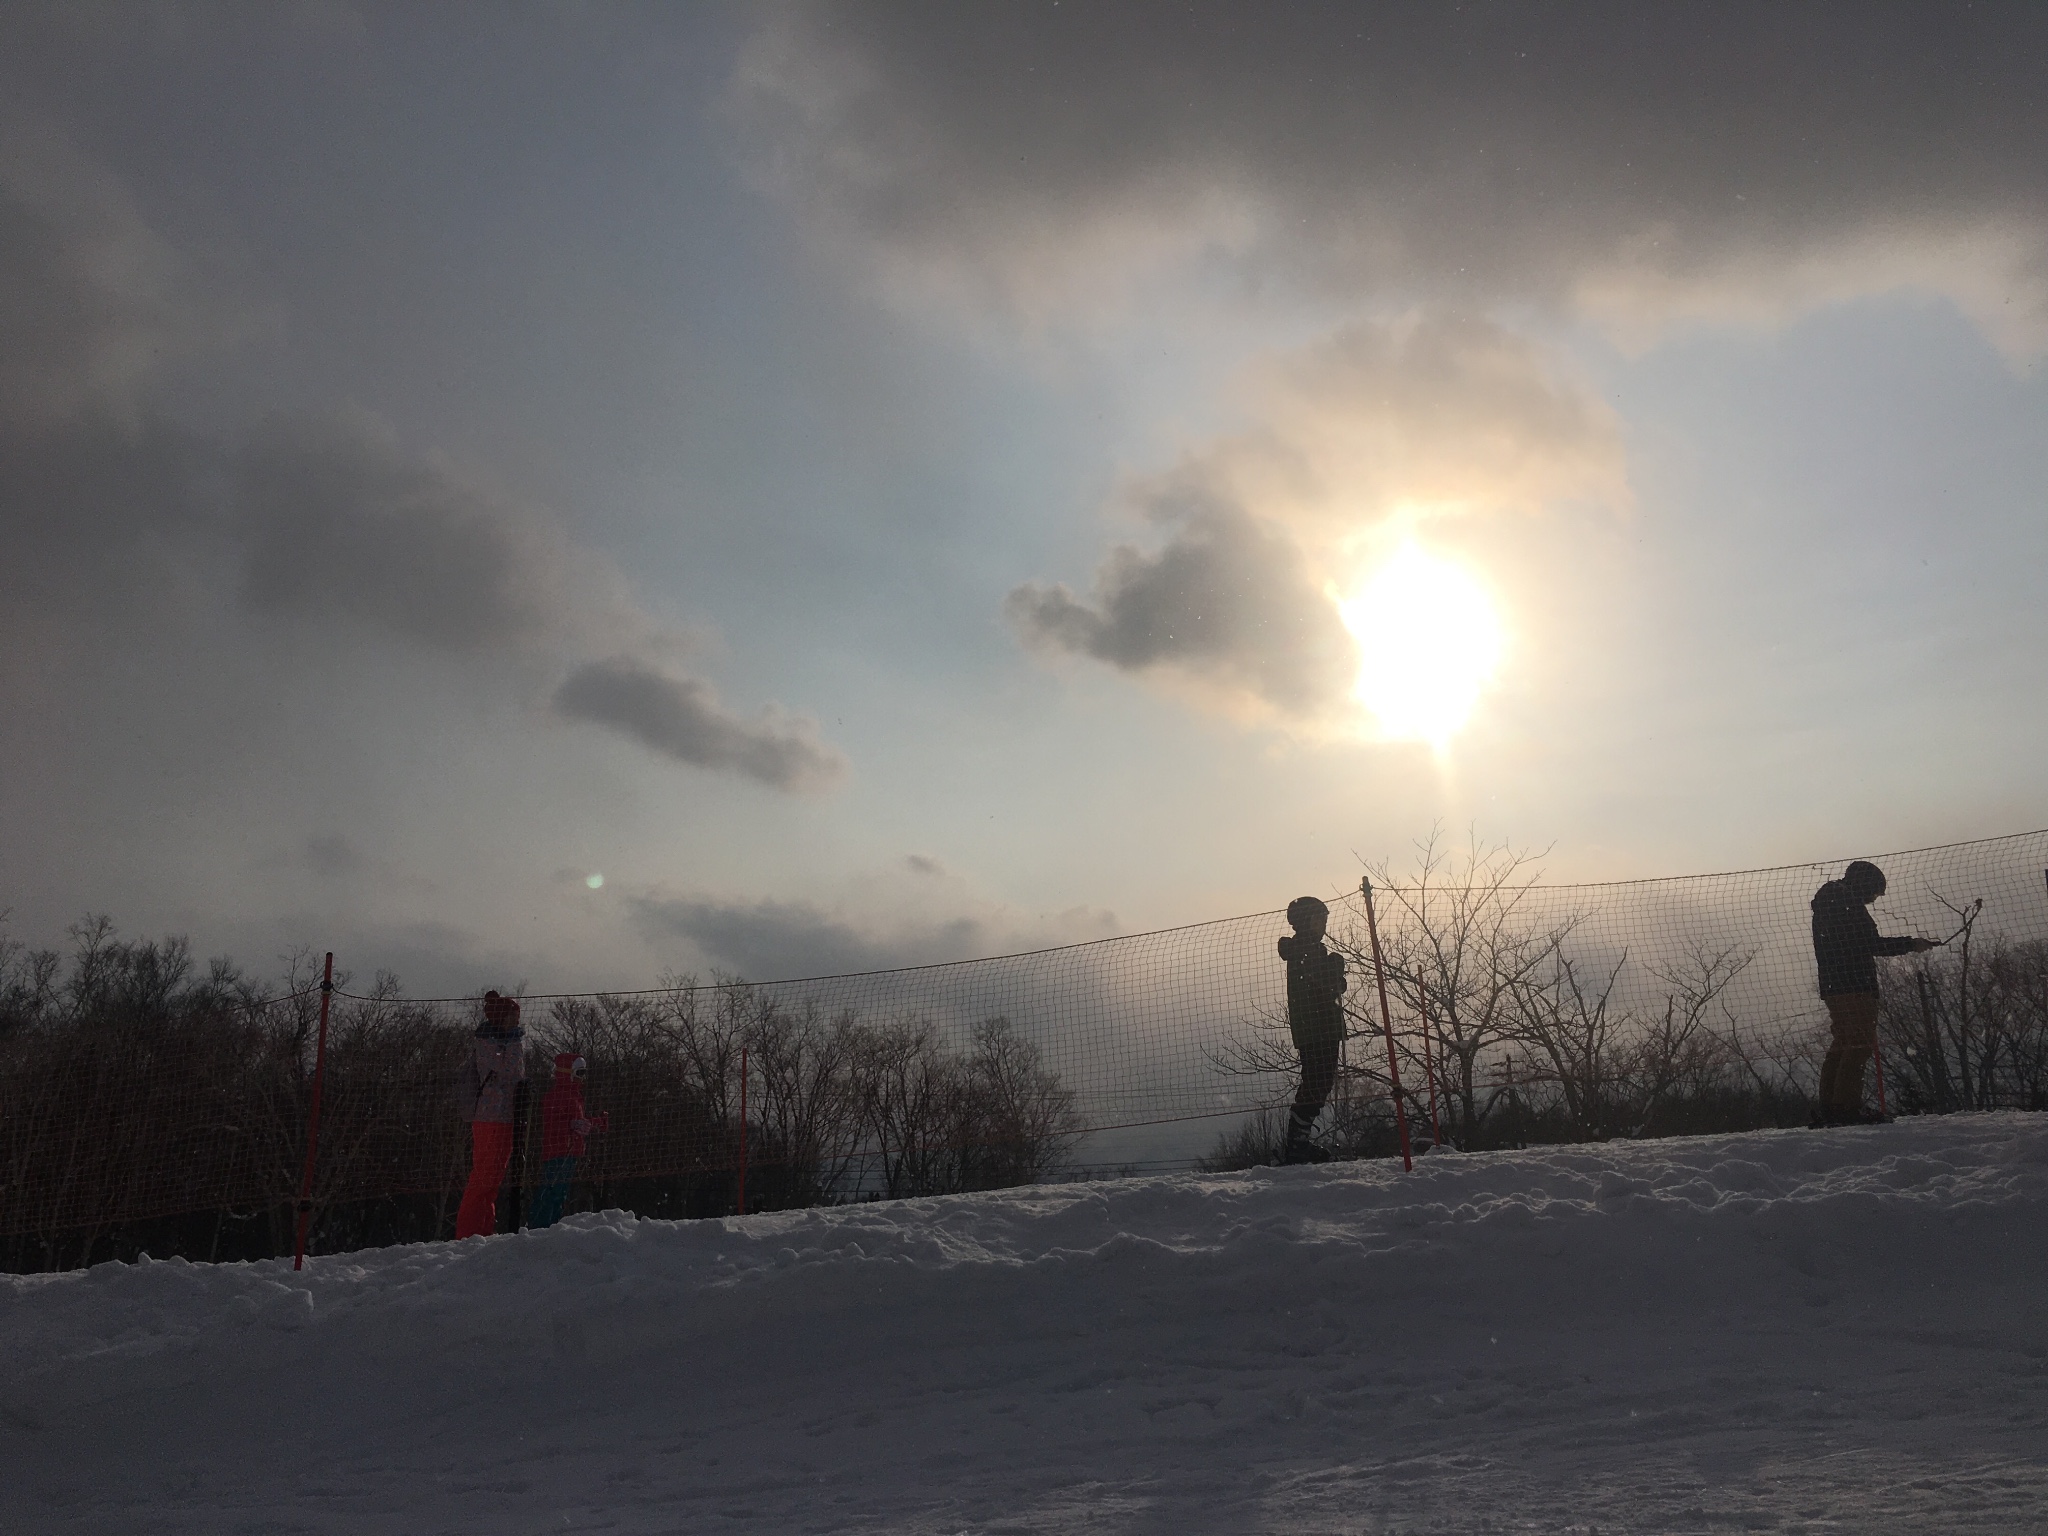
[6,1115,2048,1534]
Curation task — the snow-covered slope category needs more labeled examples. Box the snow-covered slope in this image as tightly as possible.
[6,1116,2047,1534]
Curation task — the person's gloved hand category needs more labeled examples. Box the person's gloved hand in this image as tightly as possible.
[571,1117,593,1136]
[1911,937,1938,953]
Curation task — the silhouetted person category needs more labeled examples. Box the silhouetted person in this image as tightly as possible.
[1810,861,1933,1125]
[530,1052,608,1230]
[1279,895,1347,1163]
[454,989,527,1238]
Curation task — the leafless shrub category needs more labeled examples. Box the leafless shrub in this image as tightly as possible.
[1880,891,2048,1113]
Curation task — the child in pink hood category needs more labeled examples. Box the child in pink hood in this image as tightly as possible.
[529,1052,608,1229]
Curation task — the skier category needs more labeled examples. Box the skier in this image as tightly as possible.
[1810,861,1934,1126]
[529,1052,608,1229]
[1278,895,1347,1163]
[453,989,527,1238]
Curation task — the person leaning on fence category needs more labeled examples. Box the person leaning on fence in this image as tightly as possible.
[1278,895,1348,1164]
[1810,860,1935,1127]
[453,989,528,1238]
[529,1052,609,1230]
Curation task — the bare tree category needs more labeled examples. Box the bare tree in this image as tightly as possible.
[958,1017,1083,1187]
[737,998,867,1208]
[1506,949,1631,1140]
[1880,894,2048,1114]
[1340,831,1575,1148]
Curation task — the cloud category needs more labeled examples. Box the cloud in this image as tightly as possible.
[0,411,211,626]
[0,115,209,424]
[553,655,846,793]
[1237,314,1631,530]
[254,832,432,892]
[630,890,1118,980]
[233,413,639,654]
[0,116,232,635]
[0,125,846,797]
[230,415,849,790]
[300,833,362,879]
[732,4,2048,354]
[632,895,983,979]
[1007,478,1354,717]
[1007,313,1624,721]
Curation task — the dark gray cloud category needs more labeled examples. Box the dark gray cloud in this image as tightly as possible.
[629,889,1118,981]
[0,117,224,635]
[0,411,210,621]
[554,654,846,793]
[735,3,2048,348]
[0,121,846,797]
[0,116,206,424]
[232,418,848,790]
[300,833,362,879]
[233,413,620,653]
[1007,479,1354,718]
[631,894,991,980]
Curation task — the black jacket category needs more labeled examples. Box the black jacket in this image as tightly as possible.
[1278,934,1347,1046]
[1810,880,1917,997]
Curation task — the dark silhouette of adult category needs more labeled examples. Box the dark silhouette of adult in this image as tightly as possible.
[1810,860,1933,1125]
[1278,895,1347,1163]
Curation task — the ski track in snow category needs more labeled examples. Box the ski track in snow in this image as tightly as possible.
[4,1115,2047,1534]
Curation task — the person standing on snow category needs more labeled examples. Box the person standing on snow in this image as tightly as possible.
[1278,895,1348,1164]
[529,1052,608,1230]
[1810,860,1934,1126]
[453,989,528,1238]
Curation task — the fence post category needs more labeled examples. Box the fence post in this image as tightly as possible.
[1360,877,1414,1172]
[737,1046,748,1216]
[292,952,334,1272]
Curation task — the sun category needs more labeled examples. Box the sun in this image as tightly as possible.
[1336,543,1506,749]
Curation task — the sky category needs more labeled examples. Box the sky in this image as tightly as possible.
[2,1,2044,993]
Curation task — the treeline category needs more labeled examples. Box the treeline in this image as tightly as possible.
[1205,839,2048,1168]
[0,919,1080,1274]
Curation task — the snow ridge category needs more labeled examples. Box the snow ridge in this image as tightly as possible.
[6,1116,2047,1533]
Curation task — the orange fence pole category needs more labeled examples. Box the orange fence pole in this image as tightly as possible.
[1360,878,1414,1172]
[292,951,333,1271]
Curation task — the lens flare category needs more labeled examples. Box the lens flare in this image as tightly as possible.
[1337,543,1505,749]
[586,873,605,890]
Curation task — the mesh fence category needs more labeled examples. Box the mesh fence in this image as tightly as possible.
[3,829,2045,1269]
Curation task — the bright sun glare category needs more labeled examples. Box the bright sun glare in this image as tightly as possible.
[1336,543,1506,750]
